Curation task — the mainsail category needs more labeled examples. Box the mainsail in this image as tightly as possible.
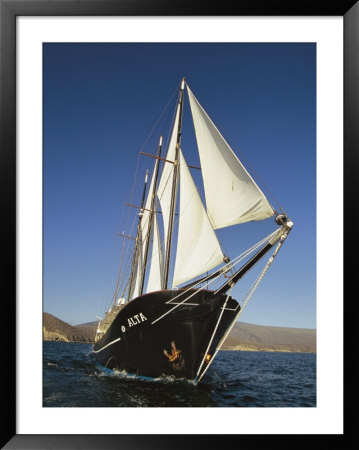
[187,85,274,229]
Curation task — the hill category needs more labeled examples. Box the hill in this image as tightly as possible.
[222,322,316,352]
[43,312,316,352]
[43,312,96,343]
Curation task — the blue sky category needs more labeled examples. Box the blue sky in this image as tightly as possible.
[43,43,316,328]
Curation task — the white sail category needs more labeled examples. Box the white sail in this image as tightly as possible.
[156,104,180,265]
[172,150,225,287]
[146,212,163,293]
[187,85,274,229]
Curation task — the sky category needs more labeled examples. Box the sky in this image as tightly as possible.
[43,43,316,329]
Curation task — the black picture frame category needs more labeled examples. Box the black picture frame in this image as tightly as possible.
[1,1,356,448]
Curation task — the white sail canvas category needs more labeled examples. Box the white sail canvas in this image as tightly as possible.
[146,212,163,293]
[172,150,224,287]
[157,104,180,261]
[187,85,274,229]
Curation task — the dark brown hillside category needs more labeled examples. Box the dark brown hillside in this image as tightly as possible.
[222,322,316,352]
[43,312,96,342]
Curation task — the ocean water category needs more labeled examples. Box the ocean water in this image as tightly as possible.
[43,341,316,407]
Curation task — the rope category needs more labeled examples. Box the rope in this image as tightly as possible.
[150,228,279,325]
[196,287,233,378]
[108,84,180,308]
[238,233,287,313]
[197,232,289,382]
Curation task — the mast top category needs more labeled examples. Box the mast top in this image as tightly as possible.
[181,77,185,90]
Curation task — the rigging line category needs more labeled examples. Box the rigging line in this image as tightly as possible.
[171,227,278,295]
[112,231,130,305]
[162,179,181,288]
[118,213,138,281]
[119,245,135,293]
[151,230,262,325]
[196,287,233,378]
[237,262,272,307]
[105,121,146,312]
[102,230,131,316]
[238,231,289,313]
[155,165,176,276]
[122,232,138,292]
[174,229,276,298]
[125,209,158,298]
[116,184,142,295]
[213,225,288,295]
[100,203,133,314]
[128,191,171,298]
[112,201,130,303]
[130,87,178,219]
[144,202,170,287]
[168,227,277,302]
[134,215,165,292]
[122,83,179,251]
[109,210,138,310]
[163,92,184,289]
[132,98,180,294]
[161,89,181,156]
[211,227,235,276]
[125,152,142,223]
[169,167,227,287]
[198,234,289,383]
[124,219,151,300]
[138,83,179,156]
[132,220,278,311]
[119,218,141,299]
[151,229,278,324]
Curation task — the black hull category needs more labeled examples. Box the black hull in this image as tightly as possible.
[93,289,239,382]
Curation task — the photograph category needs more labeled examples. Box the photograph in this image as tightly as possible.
[42,42,316,408]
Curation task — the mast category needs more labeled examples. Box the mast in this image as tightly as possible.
[138,136,163,295]
[163,78,185,289]
[127,169,149,300]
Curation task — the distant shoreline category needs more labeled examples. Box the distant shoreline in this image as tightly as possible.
[43,311,316,354]
[222,348,315,354]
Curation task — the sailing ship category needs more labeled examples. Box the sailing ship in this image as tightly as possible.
[92,78,293,383]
